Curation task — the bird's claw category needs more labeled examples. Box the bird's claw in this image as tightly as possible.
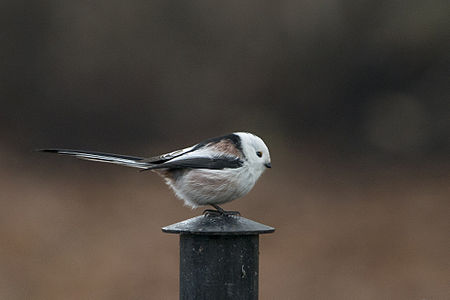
[202,209,240,217]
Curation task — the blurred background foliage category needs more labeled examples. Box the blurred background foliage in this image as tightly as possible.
[0,0,449,299]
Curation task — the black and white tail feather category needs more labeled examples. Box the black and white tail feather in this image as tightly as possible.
[39,149,151,169]
[39,132,271,212]
[39,146,198,170]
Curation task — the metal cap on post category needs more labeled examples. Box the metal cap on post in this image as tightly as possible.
[162,214,274,300]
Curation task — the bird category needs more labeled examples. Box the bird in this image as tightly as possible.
[39,132,271,214]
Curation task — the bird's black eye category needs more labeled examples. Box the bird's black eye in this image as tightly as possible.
[256,151,262,157]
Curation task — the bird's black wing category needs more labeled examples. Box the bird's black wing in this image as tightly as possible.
[142,146,196,164]
[143,133,244,164]
[146,156,243,170]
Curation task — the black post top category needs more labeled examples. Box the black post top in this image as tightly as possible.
[162,214,275,235]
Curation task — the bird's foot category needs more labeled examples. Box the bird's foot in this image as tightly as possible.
[202,209,241,217]
[203,204,240,217]
[202,209,222,217]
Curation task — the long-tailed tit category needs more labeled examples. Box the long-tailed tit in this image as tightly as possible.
[40,132,271,214]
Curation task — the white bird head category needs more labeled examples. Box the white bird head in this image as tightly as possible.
[235,132,271,174]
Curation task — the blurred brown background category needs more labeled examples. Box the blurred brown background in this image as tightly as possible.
[1,0,449,299]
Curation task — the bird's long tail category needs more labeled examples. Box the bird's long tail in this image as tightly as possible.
[38,149,151,169]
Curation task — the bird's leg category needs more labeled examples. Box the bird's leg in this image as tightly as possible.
[203,204,240,216]
[211,204,226,213]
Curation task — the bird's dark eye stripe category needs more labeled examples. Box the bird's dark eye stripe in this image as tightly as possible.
[256,151,262,157]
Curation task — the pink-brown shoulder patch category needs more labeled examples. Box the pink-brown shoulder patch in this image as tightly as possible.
[209,140,243,158]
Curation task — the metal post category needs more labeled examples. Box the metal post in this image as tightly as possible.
[162,214,274,300]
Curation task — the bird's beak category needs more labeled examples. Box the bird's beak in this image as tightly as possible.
[265,162,272,168]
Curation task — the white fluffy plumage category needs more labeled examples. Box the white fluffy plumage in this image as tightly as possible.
[40,132,271,211]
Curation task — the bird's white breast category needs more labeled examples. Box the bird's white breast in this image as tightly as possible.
[163,164,258,208]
